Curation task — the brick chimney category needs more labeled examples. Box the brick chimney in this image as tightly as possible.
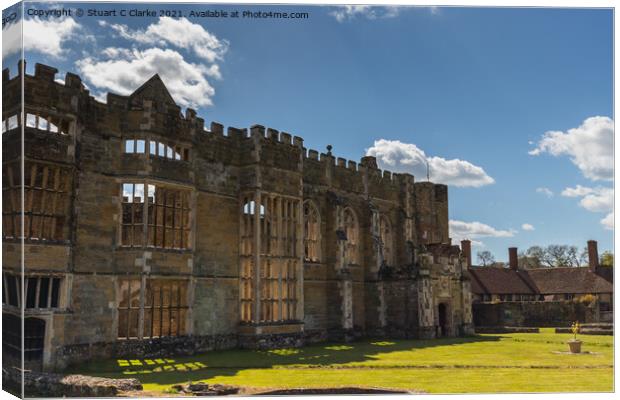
[461,240,472,268]
[587,240,599,272]
[508,247,518,270]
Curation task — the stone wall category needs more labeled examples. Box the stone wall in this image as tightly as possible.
[2,62,471,373]
[473,301,598,328]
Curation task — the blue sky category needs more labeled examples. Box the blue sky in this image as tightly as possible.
[2,3,614,261]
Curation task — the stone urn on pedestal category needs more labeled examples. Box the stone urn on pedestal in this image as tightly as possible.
[567,321,582,354]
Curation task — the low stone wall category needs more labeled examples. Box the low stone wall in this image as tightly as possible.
[57,330,329,371]
[473,301,597,328]
[2,368,142,397]
[57,334,238,370]
[475,326,540,334]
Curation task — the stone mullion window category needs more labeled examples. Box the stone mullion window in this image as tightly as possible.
[137,138,190,161]
[24,112,70,135]
[240,194,300,324]
[2,162,20,238]
[3,161,70,241]
[121,183,145,247]
[240,195,255,322]
[18,275,62,309]
[118,278,188,340]
[121,182,191,249]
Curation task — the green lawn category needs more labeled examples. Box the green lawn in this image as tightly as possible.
[69,328,613,394]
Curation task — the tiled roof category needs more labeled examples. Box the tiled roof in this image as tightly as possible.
[469,266,613,295]
[526,267,613,295]
[468,267,537,295]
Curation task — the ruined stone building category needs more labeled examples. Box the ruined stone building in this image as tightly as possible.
[2,62,473,371]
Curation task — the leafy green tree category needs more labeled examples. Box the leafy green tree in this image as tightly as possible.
[600,251,614,267]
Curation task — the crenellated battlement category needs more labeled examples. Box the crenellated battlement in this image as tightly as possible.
[5,60,438,194]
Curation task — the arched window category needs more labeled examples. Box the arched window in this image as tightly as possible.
[343,207,359,265]
[304,201,321,262]
[379,216,393,266]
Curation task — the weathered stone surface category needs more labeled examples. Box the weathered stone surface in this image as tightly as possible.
[3,368,142,398]
[2,62,473,373]
[174,382,240,396]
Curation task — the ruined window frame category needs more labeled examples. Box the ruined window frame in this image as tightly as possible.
[2,272,62,309]
[123,137,190,161]
[303,200,321,263]
[119,180,193,250]
[343,207,359,265]
[3,160,72,242]
[379,214,394,266]
[22,111,70,135]
[239,193,301,324]
[117,278,189,340]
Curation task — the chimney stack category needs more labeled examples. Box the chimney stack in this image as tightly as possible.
[508,247,518,270]
[587,240,599,272]
[461,240,472,268]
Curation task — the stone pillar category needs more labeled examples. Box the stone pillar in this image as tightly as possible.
[371,208,382,273]
[296,198,304,322]
[417,256,436,339]
[588,240,599,272]
[253,191,262,323]
[377,281,387,329]
[339,278,353,330]
[460,278,475,335]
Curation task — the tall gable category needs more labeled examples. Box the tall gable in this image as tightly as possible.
[128,74,177,108]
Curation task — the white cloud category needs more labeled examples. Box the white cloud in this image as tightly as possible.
[76,48,217,108]
[2,20,21,58]
[521,223,535,231]
[529,116,613,181]
[561,185,613,230]
[366,139,494,187]
[449,220,515,247]
[2,17,80,58]
[77,17,229,109]
[329,5,401,22]
[561,185,613,213]
[601,212,613,231]
[535,187,554,197]
[108,17,228,63]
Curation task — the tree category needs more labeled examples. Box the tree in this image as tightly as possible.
[523,244,589,268]
[525,246,549,267]
[477,250,495,267]
[600,251,614,267]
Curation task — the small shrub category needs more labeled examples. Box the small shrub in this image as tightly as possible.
[570,321,581,341]
[574,294,596,306]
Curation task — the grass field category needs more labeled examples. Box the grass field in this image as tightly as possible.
[69,328,613,394]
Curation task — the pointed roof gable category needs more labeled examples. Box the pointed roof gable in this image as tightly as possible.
[129,74,177,107]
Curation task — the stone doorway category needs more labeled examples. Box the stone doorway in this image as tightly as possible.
[24,317,46,369]
[438,303,448,337]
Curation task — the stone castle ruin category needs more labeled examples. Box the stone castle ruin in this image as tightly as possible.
[2,61,473,371]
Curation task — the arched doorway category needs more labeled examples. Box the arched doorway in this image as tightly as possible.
[438,303,448,337]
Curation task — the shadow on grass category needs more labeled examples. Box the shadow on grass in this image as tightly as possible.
[67,335,502,388]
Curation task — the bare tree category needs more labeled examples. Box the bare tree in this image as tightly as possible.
[477,250,495,267]
[524,244,590,268]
